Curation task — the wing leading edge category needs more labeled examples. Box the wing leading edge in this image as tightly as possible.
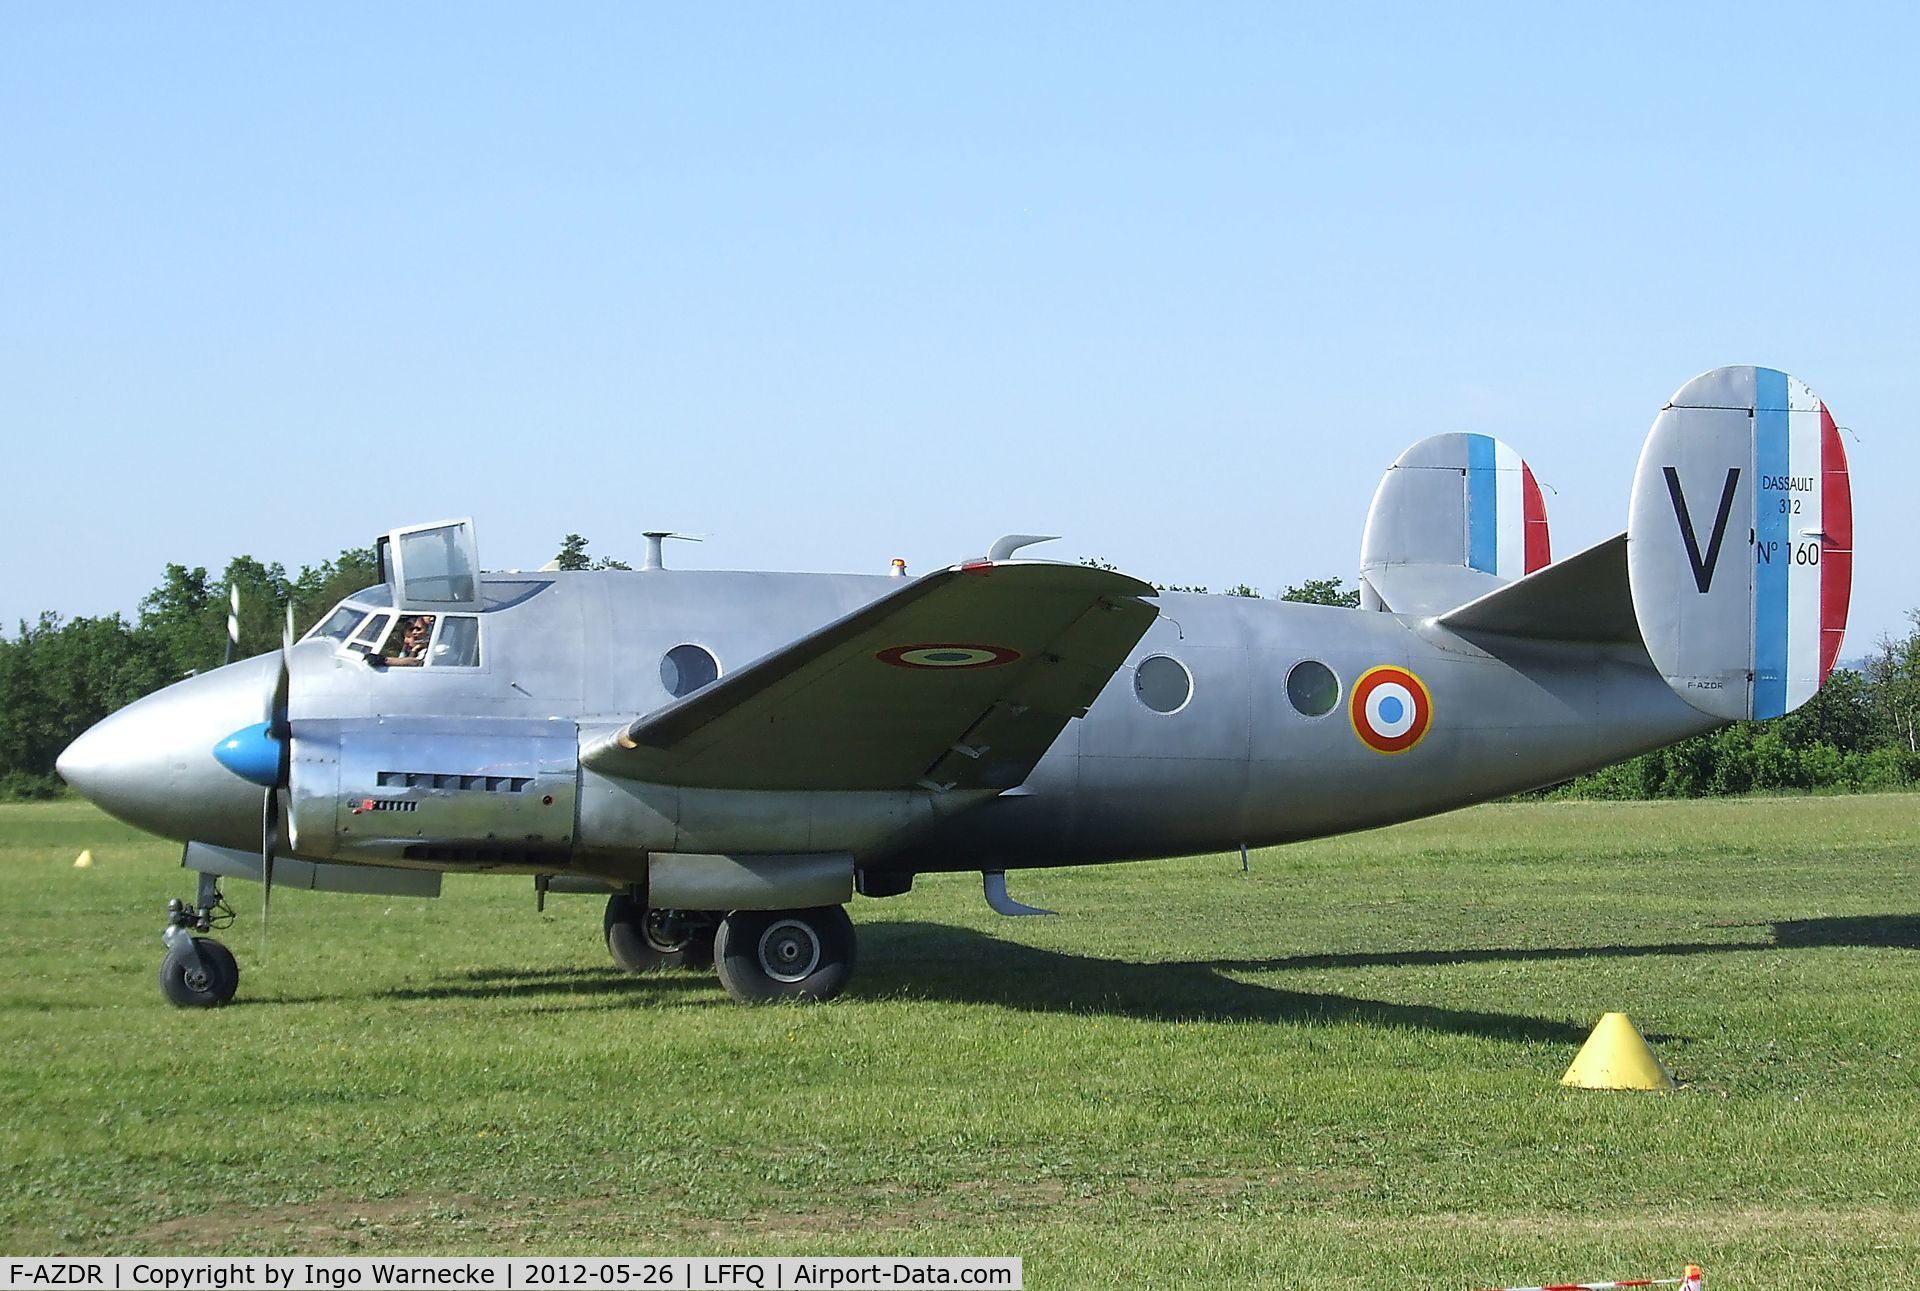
[580,562,1158,792]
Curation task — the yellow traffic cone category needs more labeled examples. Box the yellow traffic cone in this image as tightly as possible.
[72,850,93,870]
[1560,1011,1676,1090]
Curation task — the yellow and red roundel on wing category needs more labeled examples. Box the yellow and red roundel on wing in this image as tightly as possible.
[1349,665,1433,754]
[875,643,1022,670]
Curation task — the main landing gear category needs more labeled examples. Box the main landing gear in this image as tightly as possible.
[603,895,857,1003]
[158,872,239,1008]
[603,893,718,971]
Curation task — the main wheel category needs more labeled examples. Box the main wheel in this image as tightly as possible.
[158,937,239,1008]
[713,906,856,1003]
[605,894,718,972]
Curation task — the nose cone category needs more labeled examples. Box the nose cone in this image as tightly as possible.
[58,653,282,848]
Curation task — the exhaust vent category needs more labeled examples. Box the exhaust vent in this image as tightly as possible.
[378,771,533,793]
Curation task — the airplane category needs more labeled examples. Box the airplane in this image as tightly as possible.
[55,365,1853,1007]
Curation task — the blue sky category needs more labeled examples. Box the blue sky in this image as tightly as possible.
[4,3,1915,651]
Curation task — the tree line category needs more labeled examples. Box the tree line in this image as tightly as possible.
[1538,626,1920,799]
[0,547,382,798]
[0,534,633,797]
[2,543,1914,800]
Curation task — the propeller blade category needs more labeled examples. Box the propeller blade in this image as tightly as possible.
[262,604,296,957]
[267,647,290,733]
[267,606,291,773]
[225,584,240,666]
[261,787,281,959]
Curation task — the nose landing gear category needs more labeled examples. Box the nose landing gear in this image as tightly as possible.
[158,872,239,1008]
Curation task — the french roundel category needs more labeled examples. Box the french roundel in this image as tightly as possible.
[875,643,1022,670]
[1349,665,1433,754]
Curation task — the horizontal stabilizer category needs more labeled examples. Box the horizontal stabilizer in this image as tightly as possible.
[581,560,1157,792]
[1436,533,1640,644]
[1365,564,1509,620]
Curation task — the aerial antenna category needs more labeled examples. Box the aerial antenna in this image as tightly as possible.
[983,534,1059,562]
[639,531,704,572]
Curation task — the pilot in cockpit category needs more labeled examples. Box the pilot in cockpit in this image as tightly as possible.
[383,615,436,667]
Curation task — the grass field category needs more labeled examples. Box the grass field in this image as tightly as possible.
[2,795,1918,1287]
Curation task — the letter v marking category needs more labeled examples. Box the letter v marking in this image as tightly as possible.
[1664,466,1741,594]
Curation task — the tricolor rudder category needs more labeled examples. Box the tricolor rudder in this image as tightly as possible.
[1626,365,1854,722]
[1465,433,1552,579]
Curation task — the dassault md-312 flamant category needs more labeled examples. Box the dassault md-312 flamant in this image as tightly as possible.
[58,366,1853,1006]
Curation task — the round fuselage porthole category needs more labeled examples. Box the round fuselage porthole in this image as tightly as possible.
[661,643,720,698]
[1134,655,1193,714]
[1285,659,1341,717]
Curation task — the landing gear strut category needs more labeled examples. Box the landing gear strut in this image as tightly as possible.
[158,872,239,1008]
[603,893,718,972]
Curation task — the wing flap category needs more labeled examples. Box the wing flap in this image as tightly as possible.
[582,562,1158,791]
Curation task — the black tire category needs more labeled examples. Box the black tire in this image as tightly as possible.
[713,906,856,1003]
[197,938,240,994]
[604,895,716,972]
[158,938,239,1008]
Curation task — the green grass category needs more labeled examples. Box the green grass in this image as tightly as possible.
[3,795,1919,1287]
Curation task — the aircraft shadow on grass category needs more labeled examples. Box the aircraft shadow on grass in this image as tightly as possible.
[321,914,1919,1040]
[380,967,715,1002]
[1199,912,1920,972]
[852,923,1587,1043]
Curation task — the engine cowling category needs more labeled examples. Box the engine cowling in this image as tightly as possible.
[289,717,578,870]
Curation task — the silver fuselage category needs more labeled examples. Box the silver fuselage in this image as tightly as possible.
[59,567,1716,884]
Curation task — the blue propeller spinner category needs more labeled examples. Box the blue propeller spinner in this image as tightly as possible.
[212,722,284,788]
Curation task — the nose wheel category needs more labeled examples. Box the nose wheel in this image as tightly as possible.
[158,874,240,1007]
[160,936,239,1007]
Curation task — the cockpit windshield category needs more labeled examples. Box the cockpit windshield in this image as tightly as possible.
[302,587,396,644]
[308,606,366,643]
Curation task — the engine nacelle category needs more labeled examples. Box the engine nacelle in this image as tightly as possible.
[289,717,578,870]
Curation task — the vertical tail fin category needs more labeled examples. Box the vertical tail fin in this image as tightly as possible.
[1360,433,1551,615]
[1627,366,1853,719]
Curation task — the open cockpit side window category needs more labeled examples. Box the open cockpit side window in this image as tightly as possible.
[380,614,436,666]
